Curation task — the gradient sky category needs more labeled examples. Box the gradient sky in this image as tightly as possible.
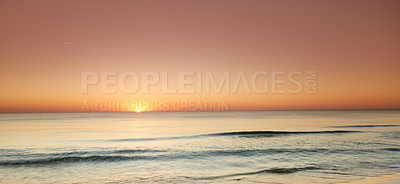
[1,0,400,112]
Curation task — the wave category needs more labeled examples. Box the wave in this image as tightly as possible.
[0,155,156,166]
[381,148,400,151]
[209,130,360,136]
[202,148,371,156]
[111,135,202,142]
[1,147,379,166]
[329,125,400,128]
[109,130,360,142]
[187,166,320,180]
[0,149,166,158]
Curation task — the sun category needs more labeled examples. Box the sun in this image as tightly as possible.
[131,106,148,113]
[134,107,144,113]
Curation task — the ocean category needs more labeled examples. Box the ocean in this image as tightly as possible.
[0,110,399,183]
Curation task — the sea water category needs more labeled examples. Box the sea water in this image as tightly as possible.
[0,110,399,183]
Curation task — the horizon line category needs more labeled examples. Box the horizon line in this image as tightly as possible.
[1,108,399,113]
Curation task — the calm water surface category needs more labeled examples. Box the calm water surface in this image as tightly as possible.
[0,110,399,183]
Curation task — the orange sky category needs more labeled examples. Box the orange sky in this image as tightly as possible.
[1,0,400,112]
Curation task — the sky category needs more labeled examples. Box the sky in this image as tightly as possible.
[1,0,400,112]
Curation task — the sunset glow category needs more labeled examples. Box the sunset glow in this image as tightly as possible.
[0,0,399,112]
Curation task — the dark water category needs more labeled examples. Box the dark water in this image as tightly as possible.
[0,110,399,183]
